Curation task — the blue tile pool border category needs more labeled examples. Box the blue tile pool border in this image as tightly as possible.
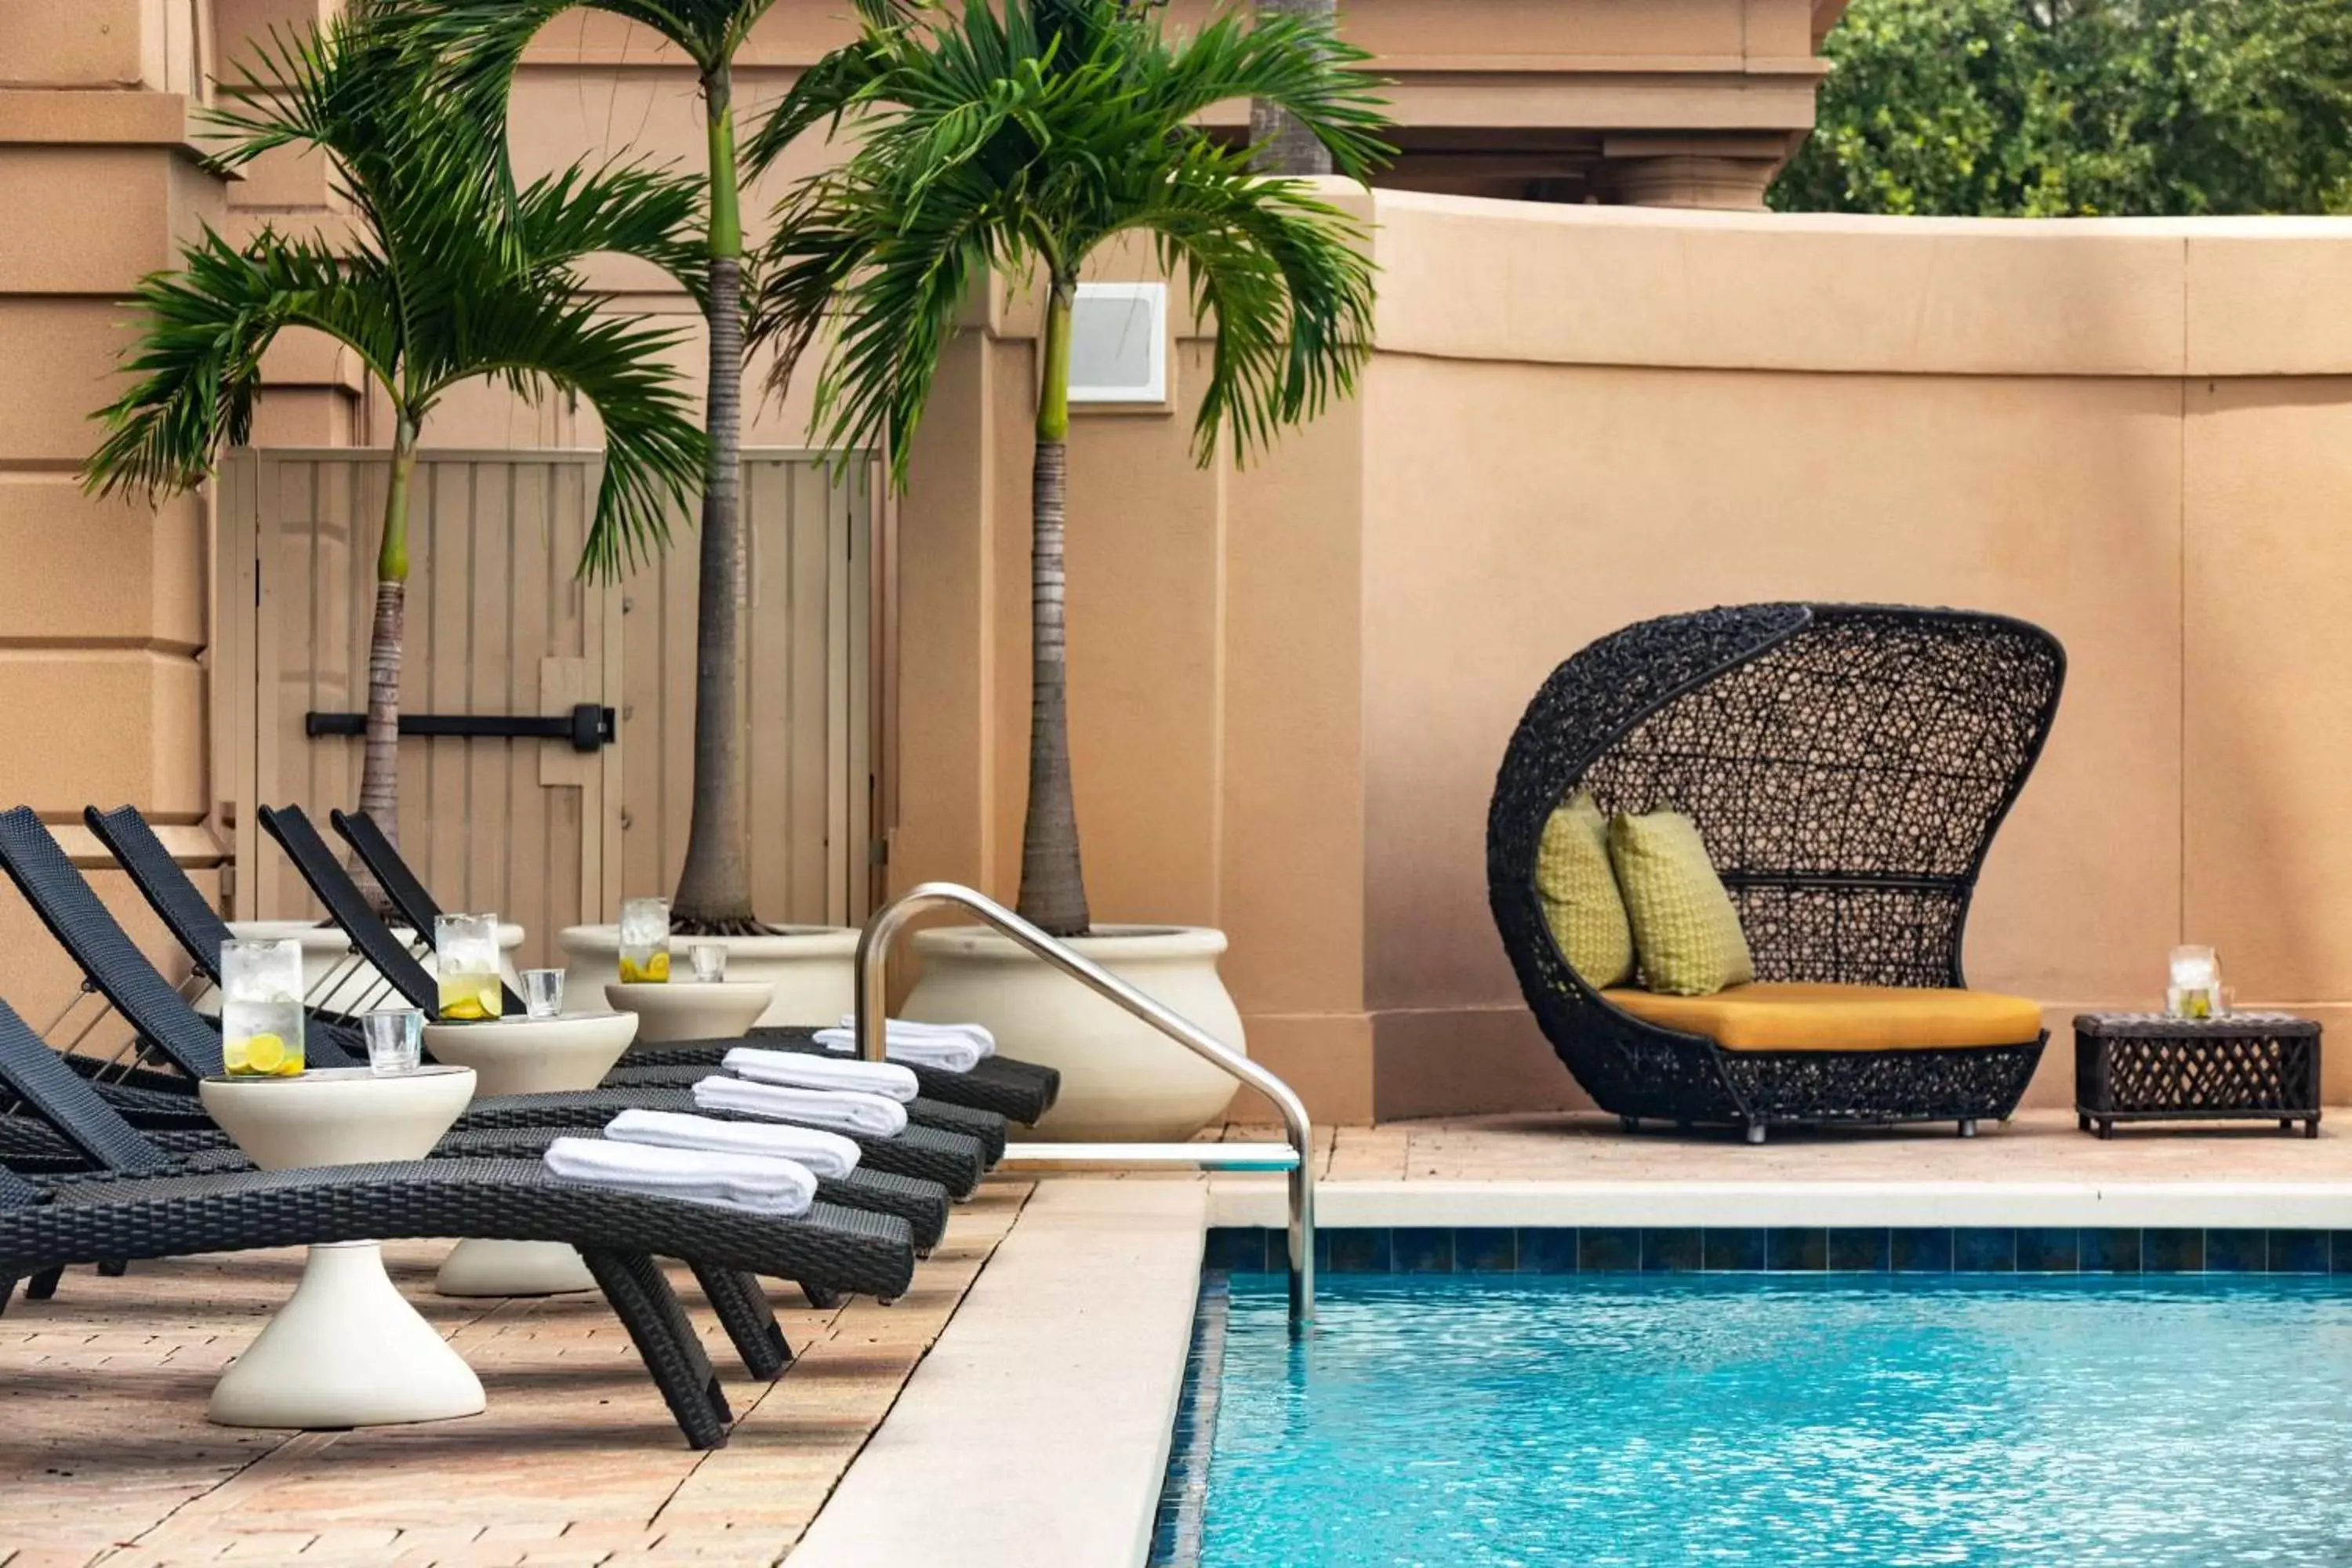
[1149,1273,1229,1568]
[1203,1225,2352,1276]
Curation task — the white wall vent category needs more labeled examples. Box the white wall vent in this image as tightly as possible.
[1066,281,1168,406]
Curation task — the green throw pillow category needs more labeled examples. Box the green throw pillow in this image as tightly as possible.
[1609,809,1755,996]
[1534,792,1634,987]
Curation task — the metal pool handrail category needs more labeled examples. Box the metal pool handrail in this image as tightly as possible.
[855,881,1316,1331]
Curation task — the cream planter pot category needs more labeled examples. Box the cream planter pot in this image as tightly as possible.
[900,925,1243,1141]
[556,925,858,1028]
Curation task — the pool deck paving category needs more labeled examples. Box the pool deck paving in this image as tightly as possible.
[1206,1108,2352,1230]
[0,1184,1031,1567]
[9,1110,2352,1565]
[1227,1107,2352,1184]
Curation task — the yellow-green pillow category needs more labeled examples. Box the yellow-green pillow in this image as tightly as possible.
[1609,810,1755,996]
[1534,792,1634,988]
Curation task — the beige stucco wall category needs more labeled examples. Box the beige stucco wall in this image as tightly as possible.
[0,3,223,1032]
[887,192,2352,1121]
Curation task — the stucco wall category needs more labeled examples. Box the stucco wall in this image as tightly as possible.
[891,191,2352,1120]
[0,4,223,1036]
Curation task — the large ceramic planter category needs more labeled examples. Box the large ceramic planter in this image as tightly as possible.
[556,924,858,1028]
[900,925,1243,1141]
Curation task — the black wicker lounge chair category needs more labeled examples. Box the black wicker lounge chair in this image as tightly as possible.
[0,1002,914,1448]
[0,1005,808,1381]
[0,969,949,1263]
[1486,604,2065,1143]
[3,807,983,1200]
[330,806,1061,1126]
[260,804,1007,1163]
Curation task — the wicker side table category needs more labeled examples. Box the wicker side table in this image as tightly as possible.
[2073,1013,2322,1139]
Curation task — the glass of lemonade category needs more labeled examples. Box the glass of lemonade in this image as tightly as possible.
[434,913,504,1021]
[221,938,306,1077]
[619,896,671,983]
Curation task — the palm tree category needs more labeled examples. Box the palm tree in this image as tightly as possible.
[84,1,706,894]
[1253,0,1339,173]
[388,0,906,935]
[749,0,1388,937]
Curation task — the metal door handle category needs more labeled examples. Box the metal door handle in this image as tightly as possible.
[303,704,615,752]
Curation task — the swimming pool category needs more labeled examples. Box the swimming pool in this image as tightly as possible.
[1168,1272,2352,1567]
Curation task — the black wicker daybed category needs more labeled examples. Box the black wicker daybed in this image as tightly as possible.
[1486,603,2066,1144]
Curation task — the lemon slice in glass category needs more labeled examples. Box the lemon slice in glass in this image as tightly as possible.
[242,1033,287,1075]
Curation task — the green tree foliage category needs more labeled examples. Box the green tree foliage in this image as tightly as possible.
[1773,0,2352,216]
[750,0,1388,935]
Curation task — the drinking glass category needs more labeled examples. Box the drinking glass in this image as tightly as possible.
[220,938,307,1077]
[434,913,503,1020]
[362,1007,423,1074]
[520,967,565,1019]
[688,943,727,983]
[619,896,671,983]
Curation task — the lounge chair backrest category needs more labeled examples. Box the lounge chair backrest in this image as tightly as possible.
[255,805,439,1011]
[0,1000,174,1175]
[0,807,230,1078]
[332,810,525,1015]
[85,805,236,985]
[331,810,445,938]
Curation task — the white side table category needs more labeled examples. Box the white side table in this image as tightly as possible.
[421,1011,638,1297]
[604,981,775,1044]
[199,1065,481,1430]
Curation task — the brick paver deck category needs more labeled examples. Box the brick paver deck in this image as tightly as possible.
[1220,1108,2352,1184]
[0,1184,1030,1567]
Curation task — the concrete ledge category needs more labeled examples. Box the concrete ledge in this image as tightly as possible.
[791,1179,1206,1568]
[1210,1175,2352,1231]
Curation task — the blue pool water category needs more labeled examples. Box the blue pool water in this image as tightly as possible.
[1192,1273,2352,1567]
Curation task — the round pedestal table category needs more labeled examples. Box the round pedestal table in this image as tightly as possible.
[604,981,776,1045]
[420,1011,639,1297]
[198,1065,481,1429]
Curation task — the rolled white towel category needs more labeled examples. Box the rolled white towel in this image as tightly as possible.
[818,1016,996,1073]
[603,1107,862,1179]
[693,1073,910,1138]
[542,1135,816,1216]
[724,1047,920,1103]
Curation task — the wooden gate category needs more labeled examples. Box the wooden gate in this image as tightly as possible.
[216,448,874,964]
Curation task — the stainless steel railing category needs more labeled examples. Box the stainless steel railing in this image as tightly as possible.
[855,882,1316,1330]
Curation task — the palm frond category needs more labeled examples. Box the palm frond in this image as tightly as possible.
[517,159,710,305]
[748,0,1391,485]
[85,227,403,498]
[1128,155,1376,463]
[90,0,706,586]
[406,282,706,579]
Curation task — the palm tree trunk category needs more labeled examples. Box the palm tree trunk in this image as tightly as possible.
[351,416,417,914]
[1251,0,1337,174]
[1015,278,1090,937]
[670,60,763,936]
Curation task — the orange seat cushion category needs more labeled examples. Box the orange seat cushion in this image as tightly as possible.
[1600,982,2045,1052]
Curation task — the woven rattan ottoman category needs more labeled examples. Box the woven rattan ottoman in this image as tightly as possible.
[2073,1013,2322,1139]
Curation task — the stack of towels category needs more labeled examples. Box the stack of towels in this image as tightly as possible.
[543,1108,862,1217]
[543,1017,991,1210]
[812,1017,996,1073]
[692,1048,920,1136]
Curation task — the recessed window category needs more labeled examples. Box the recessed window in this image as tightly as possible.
[1067,281,1167,405]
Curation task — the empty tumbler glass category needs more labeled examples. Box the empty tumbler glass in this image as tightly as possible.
[434,913,503,1021]
[688,943,728,983]
[619,896,671,983]
[362,1007,423,1074]
[520,967,565,1018]
[220,938,306,1077]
